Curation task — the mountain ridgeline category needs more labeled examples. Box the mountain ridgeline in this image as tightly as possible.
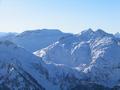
[0,29,71,52]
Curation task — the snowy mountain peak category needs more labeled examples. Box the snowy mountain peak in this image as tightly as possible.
[94,29,111,37]
[80,28,94,34]
[80,29,112,37]
[77,28,94,37]
[76,29,113,42]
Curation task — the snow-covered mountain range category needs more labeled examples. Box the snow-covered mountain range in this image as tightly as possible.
[0,29,120,90]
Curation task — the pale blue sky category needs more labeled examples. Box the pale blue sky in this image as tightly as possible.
[0,0,120,33]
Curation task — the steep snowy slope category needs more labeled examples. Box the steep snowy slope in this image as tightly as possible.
[0,40,59,90]
[34,29,120,88]
[0,29,71,52]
